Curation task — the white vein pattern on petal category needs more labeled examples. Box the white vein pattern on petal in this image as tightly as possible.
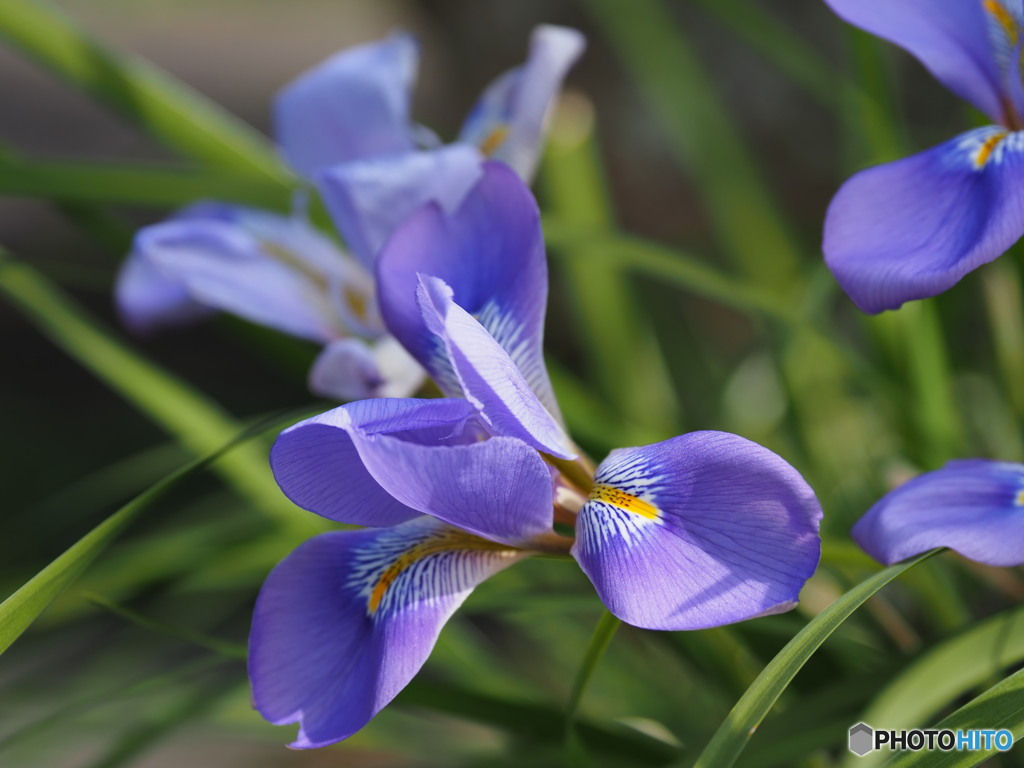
[345,519,523,619]
[424,330,465,398]
[476,300,560,419]
[578,451,668,551]
[955,125,1024,169]
[577,502,661,552]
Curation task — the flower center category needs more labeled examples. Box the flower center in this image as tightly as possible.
[367,529,515,614]
[588,483,662,521]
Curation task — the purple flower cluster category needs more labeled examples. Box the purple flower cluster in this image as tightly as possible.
[251,162,824,747]
[116,26,583,401]
[113,5,1024,751]
[822,0,1024,572]
[824,0,1024,313]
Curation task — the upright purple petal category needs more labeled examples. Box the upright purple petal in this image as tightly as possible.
[317,144,483,267]
[823,0,1005,123]
[117,204,359,342]
[376,162,562,418]
[271,398,556,544]
[824,127,1024,313]
[307,337,425,401]
[274,33,418,177]
[853,459,1024,566]
[250,518,528,747]
[416,276,575,459]
[459,25,586,180]
[572,432,822,631]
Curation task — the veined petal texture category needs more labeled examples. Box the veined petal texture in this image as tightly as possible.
[822,0,1005,123]
[572,432,822,631]
[274,33,418,178]
[853,459,1024,566]
[376,162,561,420]
[823,127,1024,313]
[417,276,575,459]
[459,25,586,180]
[249,518,528,747]
[271,398,556,544]
[117,202,363,341]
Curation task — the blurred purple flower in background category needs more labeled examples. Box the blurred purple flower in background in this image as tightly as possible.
[822,0,1024,313]
[853,459,1024,566]
[248,164,824,747]
[116,26,584,400]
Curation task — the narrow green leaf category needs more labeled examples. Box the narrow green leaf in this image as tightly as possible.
[542,218,801,326]
[0,409,302,656]
[866,302,964,468]
[842,604,1024,768]
[691,0,843,110]
[0,0,291,183]
[85,593,248,660]
[0,156,291,210]
[565,611,622,726]
[543,95,675,429]
[0,253,307,528]
[690,551,937,768]
[397,678,678,765]
[982,259,1024,419]
[579,0,801,289]
[882,668,1024,768]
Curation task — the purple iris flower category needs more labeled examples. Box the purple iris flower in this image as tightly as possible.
[249,163,824,747]
[853,459,1024,566]
[116,26,584,399]
[822,0,1024,313]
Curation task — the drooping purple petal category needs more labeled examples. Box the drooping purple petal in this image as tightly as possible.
[459,25,586,180]
[853,459,1024,566]
[823,127,1024,313]
[376,161,561,418]
[416,276,575,459]
[822,0,1005,123]
[116,203,363,341]
[572,432,822,631]
[249,518,528,748]
[271,398,555,544]
[115,245,213,334]
[307,337,425,401]
[274,33,418,178]
[317,143,483,267]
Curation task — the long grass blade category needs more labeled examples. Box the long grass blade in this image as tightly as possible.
[690,551,937,768]
[0,0,291,183]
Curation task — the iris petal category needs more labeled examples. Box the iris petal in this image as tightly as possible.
[271,398,555,544]
[459,25,586,180]
[853,459,1024,566]
[274,33,418,178]
[317,144,483,267]
[823,0,1005,123]
[572,432,822,630]
[307,337,425,401]
[249,518,527,747]
[117,203,361,341]
[376,162,561,419]
[824,127,1024,313]
[416,276,575,459]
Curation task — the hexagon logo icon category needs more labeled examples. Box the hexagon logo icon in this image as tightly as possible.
[849,722,874,756]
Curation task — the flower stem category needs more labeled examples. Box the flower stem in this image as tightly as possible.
[544,452,596,494]
[564,611,622,727]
